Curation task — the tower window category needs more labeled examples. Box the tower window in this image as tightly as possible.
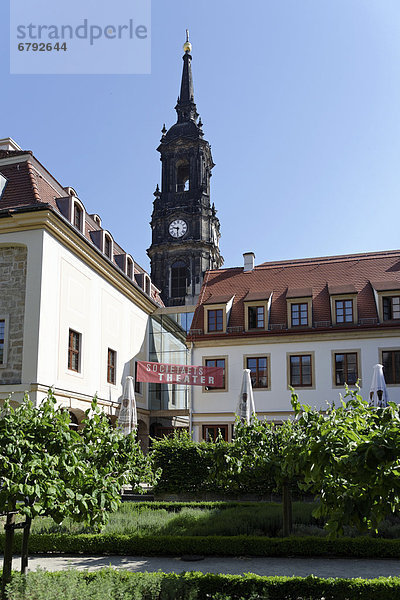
[176,161,190,192]
[171,261,188,299]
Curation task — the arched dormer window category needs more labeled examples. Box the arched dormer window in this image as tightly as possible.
[127,257,134,279]
[104,234,112,259]
[145,275,151,296]
[171,261,188,299]
[73,202,83,232]
[176,160,190,192]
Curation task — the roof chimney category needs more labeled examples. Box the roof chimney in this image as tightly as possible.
[0,138,22,151]
[243,252,255,272]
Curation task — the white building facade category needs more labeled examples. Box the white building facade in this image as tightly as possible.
[0,138,189,445]
[189,252,400,442]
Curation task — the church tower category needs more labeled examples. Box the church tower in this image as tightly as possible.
[147,32,223,308]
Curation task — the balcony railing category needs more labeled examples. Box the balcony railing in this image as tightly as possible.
[314,321,331,328]
[188,328,203,336]
[226,326,244,334]
[359,317,378,325]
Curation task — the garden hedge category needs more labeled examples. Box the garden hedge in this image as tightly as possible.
[150,434,280,496]
[2,533,400,559]
[5,569,400,600]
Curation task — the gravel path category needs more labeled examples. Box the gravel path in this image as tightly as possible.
[3,554,400,579]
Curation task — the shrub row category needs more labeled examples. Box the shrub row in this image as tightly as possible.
[150,434,281,495]
[2,533,400,559]
[5,569,400,600]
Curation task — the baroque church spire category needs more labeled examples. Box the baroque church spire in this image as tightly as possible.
[148,32,223,308]
[176,30,198,124]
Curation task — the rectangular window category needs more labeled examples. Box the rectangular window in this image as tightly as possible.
[68,329,81,372]
[382,350,400,384]
[291,303,308,326]
[248,306,265,329]
[383,297,400,321]
[107,348,116,384]
[247,356,268,388]
[205,358,226,390]
[207,309,223,332]
[290,354,312,387]
[202,424,228,442]
[0,319,5,364]
[335,299,353,323]
[335,352,358,385]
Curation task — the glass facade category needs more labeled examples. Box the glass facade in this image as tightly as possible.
[148,314,190,411]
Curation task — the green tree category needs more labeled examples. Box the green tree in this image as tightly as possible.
[212,417,304,535]
[0,391,155,598]
[291,386,400,537]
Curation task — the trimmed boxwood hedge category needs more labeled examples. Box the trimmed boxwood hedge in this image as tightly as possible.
[2,533,400,558]
[5,569,400,600]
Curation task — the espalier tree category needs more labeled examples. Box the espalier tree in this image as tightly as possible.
[0,391,155,598]
[212,417,304,536]
[290,387,400,536]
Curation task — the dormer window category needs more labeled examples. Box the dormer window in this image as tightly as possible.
[145,275,151,296]
[383,296,400,321]
[73,203,83,231]
[204,295,234,334]
[291,303,308,327]
[370,281,400,323]
[243,291,271,332]
[248,306,264,329]
[286,288,312,329]
[104,235,112,259]
[328,285,358,326]
[127,258,133,280]
[208,309,223,332]
[335,299,353,323]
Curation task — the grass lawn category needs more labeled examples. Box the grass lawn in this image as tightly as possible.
[2,501,400,539]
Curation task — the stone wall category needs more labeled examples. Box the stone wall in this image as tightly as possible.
[0,246,27,384]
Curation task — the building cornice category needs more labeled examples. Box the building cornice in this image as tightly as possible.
[188,327,400,348]
[0,207,158,315]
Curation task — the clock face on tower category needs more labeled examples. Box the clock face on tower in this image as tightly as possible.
[169,219,187,238]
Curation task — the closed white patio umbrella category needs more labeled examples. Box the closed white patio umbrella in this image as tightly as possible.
[369,363,389,408]
[236,369,256,424]
[118,375,137,435]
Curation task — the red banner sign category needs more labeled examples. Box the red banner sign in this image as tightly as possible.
[136,361,223,387]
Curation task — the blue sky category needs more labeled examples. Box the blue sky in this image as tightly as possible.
[1,1,400,271]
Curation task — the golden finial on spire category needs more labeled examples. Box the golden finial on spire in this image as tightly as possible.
[183,29,192,53]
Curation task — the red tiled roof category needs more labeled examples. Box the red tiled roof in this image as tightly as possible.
[0,149,163,306]
[244,291,272,301]
[370,280,400,292]
[328,284,357,295]
[286,287,313,298]
[190,251,400,336]
[203,293,235,305]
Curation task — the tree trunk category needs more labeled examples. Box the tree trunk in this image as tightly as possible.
[282,480,293,537]
[1,512,16,600]
[20,517,32,575]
